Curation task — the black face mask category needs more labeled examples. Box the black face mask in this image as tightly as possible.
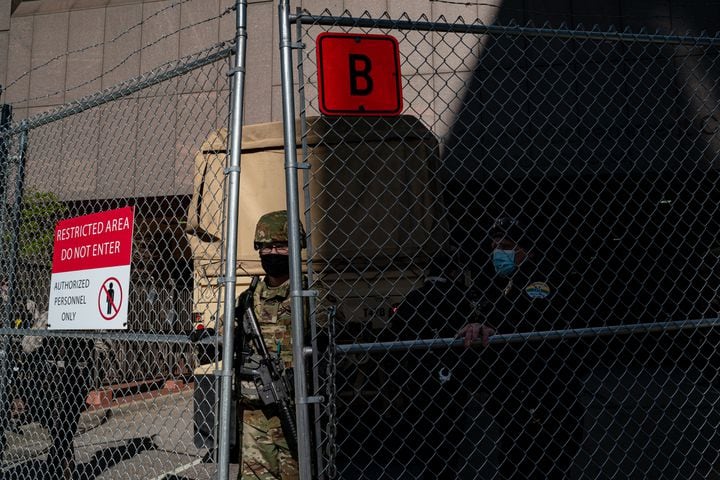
[260,254,290,277]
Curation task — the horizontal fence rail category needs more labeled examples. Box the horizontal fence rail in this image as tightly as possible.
[291,12,720,45]
[334,318,720,353]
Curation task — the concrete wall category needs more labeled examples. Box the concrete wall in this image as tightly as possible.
[0,0,11,107]
[2,0,233,200]
[0,0,718,202]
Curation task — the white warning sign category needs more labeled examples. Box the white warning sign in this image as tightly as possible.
[48,207,134,330]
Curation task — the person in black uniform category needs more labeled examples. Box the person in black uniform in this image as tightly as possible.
[0,278,10,467]
[39,334,95,480]
[391,254,493,479]
[0,281,34,466]
[460,216,586,480]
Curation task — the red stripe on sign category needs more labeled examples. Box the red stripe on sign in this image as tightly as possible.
[52,207,134,273]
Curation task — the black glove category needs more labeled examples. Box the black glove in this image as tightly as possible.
[191,327,218,365]
[189,326,215,342]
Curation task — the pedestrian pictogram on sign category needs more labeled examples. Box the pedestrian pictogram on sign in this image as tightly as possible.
[316,32,403,116]
[98,277,123,321]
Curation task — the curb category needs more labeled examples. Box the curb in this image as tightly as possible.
[86,378,194,410]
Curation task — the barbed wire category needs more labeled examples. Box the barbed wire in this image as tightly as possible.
[5,1,235,107]
[3,0,193,98]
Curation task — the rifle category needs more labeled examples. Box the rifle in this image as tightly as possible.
[238,276,299,459]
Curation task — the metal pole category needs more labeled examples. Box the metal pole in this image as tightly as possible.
[288,13,720,47]
[0,104,13,302]
[217,0,247,478]
[294,12,326,477]
[0,46,234,138]
[333,317,720,354]
[278,1,313,478]
[0,124,25,464]
[6,125,28,329]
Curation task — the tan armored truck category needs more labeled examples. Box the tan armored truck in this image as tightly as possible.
[186,115,449,451]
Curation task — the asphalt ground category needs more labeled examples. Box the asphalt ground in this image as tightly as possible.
[0,389,239,480]
[3,367,720,479]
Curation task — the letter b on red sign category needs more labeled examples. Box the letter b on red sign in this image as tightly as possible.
[316,33,403,116]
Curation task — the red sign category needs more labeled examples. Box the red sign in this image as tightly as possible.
[316,32,403,116]
[52,207,134,274]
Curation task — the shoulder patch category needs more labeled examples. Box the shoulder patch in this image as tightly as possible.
[525,281,551,299]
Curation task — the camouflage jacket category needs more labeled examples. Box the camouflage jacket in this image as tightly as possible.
[235,276,342,402]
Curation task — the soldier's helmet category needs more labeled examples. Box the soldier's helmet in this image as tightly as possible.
[253,210,307,250]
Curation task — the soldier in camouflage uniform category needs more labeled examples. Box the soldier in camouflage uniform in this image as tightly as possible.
[236,210,340,480]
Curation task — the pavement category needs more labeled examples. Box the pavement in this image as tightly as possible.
[7,366,716,479]
[1,384,241,480]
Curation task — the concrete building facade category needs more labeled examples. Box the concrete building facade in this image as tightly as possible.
[1,0,719,201]
[1,0,720,315]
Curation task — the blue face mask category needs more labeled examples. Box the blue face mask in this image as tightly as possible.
[492,249,516,277]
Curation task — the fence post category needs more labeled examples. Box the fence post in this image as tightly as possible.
[0,121,25,466]
[5,123,28,329]
[293,13,327,478]
[0,103,13,297]
[217,0,247,478]
[278,1,314,479]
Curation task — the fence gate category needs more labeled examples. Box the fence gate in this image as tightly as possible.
[280,7,720,480]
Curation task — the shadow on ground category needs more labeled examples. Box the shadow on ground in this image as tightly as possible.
[0,436,156,480]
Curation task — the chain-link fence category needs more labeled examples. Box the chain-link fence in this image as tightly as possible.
[3,2,720,479]
[279,9,720,480]
[0,27,236,478]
